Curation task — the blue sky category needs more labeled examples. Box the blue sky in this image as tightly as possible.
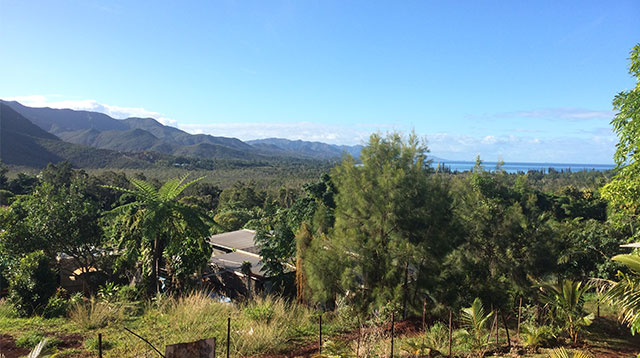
[1,0,638,163]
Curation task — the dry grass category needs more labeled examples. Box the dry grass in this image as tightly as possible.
[69,298,123,330]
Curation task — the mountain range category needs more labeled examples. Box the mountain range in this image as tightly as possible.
[0,100,365,168]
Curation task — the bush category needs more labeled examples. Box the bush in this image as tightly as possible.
[117,285,141,302]
[43,288,75,318]
[244,300,275,323]
[8,251,57,317]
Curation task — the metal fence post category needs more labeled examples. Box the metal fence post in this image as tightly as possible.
[226,317,231,358]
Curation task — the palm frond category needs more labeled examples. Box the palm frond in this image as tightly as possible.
[129,178,160,202]
[158,175,185,199]
[551,347,591,358]
[613,254,640,274]
[26,339,48,358]
[167,175,205,200]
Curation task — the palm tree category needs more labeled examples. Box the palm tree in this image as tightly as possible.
[604,254,640,334]
[539,280,593,343]
[106,174,213,294]
[460,297,494,357]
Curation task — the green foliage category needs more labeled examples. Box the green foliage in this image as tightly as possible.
[16,332,45,348]
[84,336,115,351]
[520,323,556,350]
[106,174,213,294]
[0,169,104,293]
[307,132,455,314]
[539,280,594,343]
[551,347,592,358]
[604,254,640,334]
[69,298,122,330]
[458,297,493,356]
[7,251,57,317]
[602,44,640,229]
[43,296,70,318]
[244,300,275,323]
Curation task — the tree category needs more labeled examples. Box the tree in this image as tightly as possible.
[7,251,57,317]
[106,174,213,294]
[602,44,640,235]
[306,132,456,314]
[539,280,593,343]
[0,177,104,291]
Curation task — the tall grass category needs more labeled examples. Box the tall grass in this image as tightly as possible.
[69,298,123,330]
[0,299,16,319]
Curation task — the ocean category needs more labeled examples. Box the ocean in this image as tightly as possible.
[433,161,615,174]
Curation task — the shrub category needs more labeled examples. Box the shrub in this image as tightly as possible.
[97,282,119,303]
[521,323,556,351]
[244,299,275,323]
[8,251,57,317]
[117,285,141,302]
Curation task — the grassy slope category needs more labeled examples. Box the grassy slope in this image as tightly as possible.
[0,294,638,358]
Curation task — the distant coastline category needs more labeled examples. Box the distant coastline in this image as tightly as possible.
[433,161,615,174]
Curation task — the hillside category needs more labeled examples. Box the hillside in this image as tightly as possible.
[247,138,363,159]
[1,101,365,161]
[1,101,267,161]
[0,103,155,168]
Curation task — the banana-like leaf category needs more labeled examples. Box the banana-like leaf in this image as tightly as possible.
[613,254,640,274]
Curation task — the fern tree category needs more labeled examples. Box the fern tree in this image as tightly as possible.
[106,174,213,294]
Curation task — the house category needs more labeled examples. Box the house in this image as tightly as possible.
[204,229,269,299]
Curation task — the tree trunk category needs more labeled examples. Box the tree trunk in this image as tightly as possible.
[153,237,161,294]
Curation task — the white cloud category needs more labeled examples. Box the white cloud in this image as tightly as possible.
[1,95,177,125]
[426,132,615,164]
[498,107,615,121]
[176,121,375,145]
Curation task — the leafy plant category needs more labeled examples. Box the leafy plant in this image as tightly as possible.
[550,347,592,358]
[539,280,593,343]
[604,254,640,334]
[458,297,494,357]
[7,250,57,317]
[314,340,353,358]
[97,282,120,303]
[520,322,556,351]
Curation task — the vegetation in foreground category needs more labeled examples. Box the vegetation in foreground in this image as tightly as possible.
[0,292,638,358]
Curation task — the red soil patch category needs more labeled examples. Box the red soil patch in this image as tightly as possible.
[0,333,85,358]
[0,334,29,358]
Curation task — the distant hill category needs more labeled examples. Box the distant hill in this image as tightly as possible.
[1,100,447,164]
[247,138,363,159]
[0,103,155,168]
[2,100,260,161]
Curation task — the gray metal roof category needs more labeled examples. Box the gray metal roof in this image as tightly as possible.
[208,229,257,253]
[209,251,266,278]
[621,243,640,248]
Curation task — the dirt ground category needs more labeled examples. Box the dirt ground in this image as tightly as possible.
[0,332,84,358]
